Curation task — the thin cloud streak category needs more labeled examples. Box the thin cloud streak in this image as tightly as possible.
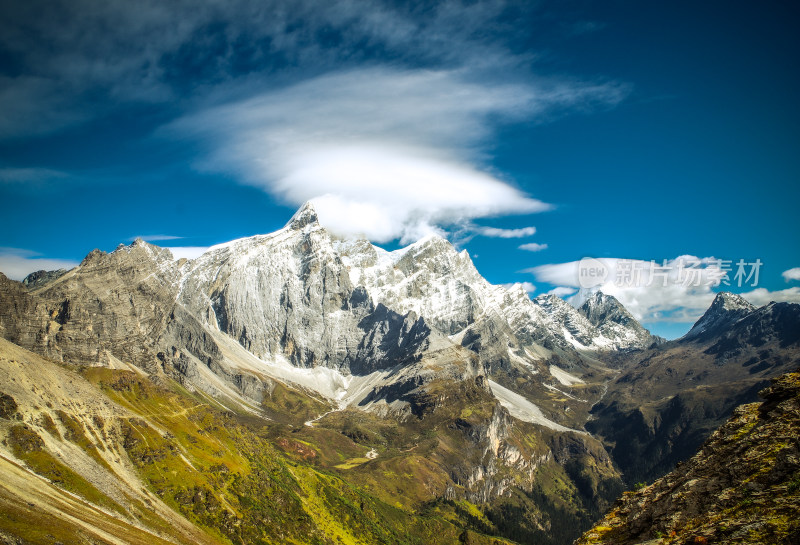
[518,242,548,252]
[129,235,184,242]
[0,167,70,184]
[476,226,538,238]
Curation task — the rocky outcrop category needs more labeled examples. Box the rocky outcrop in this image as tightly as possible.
[22,268,68,289]
[576,370,800,545]
[0,241,183,372]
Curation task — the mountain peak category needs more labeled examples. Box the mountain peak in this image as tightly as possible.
[683,291,756,341]
[572,291,656,349]
[579,291,631,325]
[285,201,319,230]
[710,291,756,313]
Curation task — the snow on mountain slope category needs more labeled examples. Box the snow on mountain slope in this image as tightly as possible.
[336,234,487,335]
[107,201,651,417]
[488,380,584,433]
[577,291,659,350]
[549,365,585,386]
[170,202,482,416]
[336,229,655,386]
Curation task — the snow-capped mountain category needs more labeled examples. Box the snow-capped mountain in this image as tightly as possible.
[0,202,656,422]
[577,291,662,350]
[335,221,657,375]
[171,202,482,415]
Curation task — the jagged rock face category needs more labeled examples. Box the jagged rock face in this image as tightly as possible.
[339,232,559,377]
[576,371,800,545]
[577,292,660,350]
[534,294,599,349]
[701,301,800,358]
[337,233,545,374]
[338,235,657,381]
[0,273,44,349]
[0,241,182,371]
[178,203,470,377]
[339,235,485,336]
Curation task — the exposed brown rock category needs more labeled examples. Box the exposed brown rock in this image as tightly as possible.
[576,370,800,545]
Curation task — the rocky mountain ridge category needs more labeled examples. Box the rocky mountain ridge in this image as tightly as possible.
[0,202,654,424]
[0,203,624,533]
[586,291,800,486]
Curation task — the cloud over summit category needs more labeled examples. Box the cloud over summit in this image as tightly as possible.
[170,67,623,242]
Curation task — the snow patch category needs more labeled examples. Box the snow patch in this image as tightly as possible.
[488,380,583,433]
[549,365,585,386]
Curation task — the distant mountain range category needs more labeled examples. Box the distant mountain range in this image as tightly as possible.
[1,202,798,545]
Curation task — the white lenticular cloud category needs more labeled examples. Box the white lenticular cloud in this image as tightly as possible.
[282,145,548,243]
[168,66,624,243]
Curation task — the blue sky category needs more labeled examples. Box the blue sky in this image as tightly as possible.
[1,0,798,338]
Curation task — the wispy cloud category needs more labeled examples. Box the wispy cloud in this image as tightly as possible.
[0,247,78,281]
[169,67,624,243]
[0,167,70,184]
[546,286,576,297]
[782,267,800,282]
[475,226,538,238]
[739,287,800,306]
[0,0,546,139]
[518,242,548,252]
